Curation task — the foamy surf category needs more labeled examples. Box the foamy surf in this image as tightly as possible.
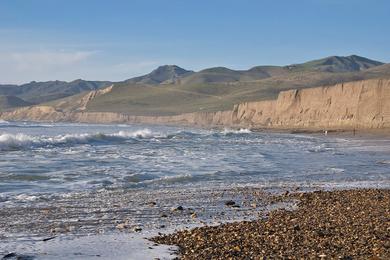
[221,128,252,135]
[0,129,157,151]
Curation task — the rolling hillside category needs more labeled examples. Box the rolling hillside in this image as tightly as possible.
[0,95,32,110]
[121,55,383,86]
[45,55,389,116]
[2,55,387,115]
[0,80,112,109]
[125,65,194,84]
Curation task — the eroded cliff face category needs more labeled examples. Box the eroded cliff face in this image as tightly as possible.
[233,79,390,129]
[1,79,389,130]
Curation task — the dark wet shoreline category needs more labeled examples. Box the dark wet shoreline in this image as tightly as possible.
[1,185,293,258]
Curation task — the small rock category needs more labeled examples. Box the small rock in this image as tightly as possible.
[133,227,142,232]
[2,253,34,260]
[225,200,236,206]
[42,236,56,242]
[171,206,184,212]
[116,223,128,230]
[2,253,17,259]
[50,227,65,233]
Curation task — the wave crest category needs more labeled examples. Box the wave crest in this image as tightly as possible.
[221,128,252,135]
[0,129,155,151]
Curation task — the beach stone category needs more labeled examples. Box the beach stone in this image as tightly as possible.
[50,227,65,233]
[2,253,35,260]
[151,189,390,259]
[2,253,17,259]
[133,226,142,232]
[224,200,236,206]
[171,206,184,212]
[116,223,128,230]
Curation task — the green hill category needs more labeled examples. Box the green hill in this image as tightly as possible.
[0,80,112,106]
[82,58,389,116]
[0,95,33,110]
[8,55,389,116]
[288,55,384,73]
[125,65,194,84]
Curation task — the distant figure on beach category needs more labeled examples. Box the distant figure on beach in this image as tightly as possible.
[324,130,328,136]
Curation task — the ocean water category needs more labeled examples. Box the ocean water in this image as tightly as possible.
[0,121,389,206]
[1,121,390,258]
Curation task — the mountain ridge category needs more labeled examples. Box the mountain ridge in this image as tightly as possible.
[0,55,387,111]
[0,80,112,108]
[125,65,194,84]
[124,55,385,85]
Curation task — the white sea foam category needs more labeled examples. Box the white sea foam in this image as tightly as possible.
[221,128,251,134]
[15,194,38,202]
[114,129,153,138]
[0,129,156,151]
[327,167,345,173]
[0,133,36,150]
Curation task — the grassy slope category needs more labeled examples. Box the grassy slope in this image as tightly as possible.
[0,95,33,110]
[83,64,390,116]
[40,56,389,116]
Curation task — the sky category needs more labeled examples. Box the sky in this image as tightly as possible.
[0,0,389,84]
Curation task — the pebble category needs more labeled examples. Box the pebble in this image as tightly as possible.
[151,189,390,259]
[133,227,142,232]
[224,200,236,206]
[115,223,128,230]
[171,206,184,212]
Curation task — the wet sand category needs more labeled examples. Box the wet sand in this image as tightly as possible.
[152,189,390,259]
[0,185,290,259]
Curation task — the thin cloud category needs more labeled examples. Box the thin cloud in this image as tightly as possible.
[0,50,97,84]
[3,50,96,72]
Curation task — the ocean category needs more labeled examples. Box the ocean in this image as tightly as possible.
[1,121,389,203]
[0,121,389,258]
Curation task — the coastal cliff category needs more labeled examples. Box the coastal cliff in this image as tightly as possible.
[1,79,389,130]
[232,79,390,129]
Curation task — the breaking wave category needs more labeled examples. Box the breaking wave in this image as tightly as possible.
[220,128,252,135]
[0,129,156,151]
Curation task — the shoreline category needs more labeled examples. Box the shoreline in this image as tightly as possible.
[2,118,390,138]
[1,121,389,259]
[1,78,390,132]
[1,187,389,259]
[151,188,390,259]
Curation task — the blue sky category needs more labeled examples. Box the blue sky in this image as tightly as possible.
[0,0,389,84]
